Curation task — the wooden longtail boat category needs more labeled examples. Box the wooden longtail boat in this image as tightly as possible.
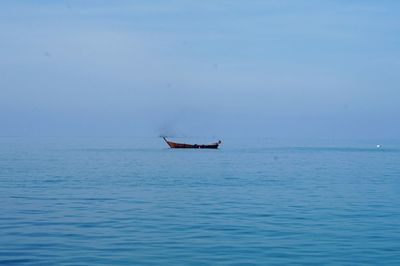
[163,137,221,149]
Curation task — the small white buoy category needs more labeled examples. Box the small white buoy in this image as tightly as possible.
[376,144,381,148]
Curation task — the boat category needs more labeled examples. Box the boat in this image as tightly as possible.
[163,137,221,149]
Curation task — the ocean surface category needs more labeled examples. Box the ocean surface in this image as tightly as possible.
[1,137,400,265]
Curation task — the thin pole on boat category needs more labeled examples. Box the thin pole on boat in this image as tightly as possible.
[162,136,169,145]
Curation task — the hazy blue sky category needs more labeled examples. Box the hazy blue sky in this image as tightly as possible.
[1,0,399,138]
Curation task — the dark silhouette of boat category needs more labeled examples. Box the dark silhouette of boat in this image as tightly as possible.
[163,137,221,149]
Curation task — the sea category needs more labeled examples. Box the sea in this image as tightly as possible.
[1,137,400,265]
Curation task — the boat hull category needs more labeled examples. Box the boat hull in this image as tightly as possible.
[163,138,221,149]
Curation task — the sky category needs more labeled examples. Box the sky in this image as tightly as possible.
[1,0,399,138]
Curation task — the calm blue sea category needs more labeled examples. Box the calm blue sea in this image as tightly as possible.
[1,137,400,265]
